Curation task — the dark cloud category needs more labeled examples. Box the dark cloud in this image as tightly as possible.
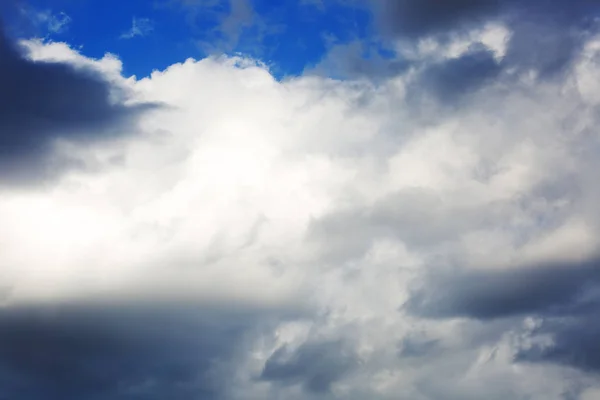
[515,313,600,373]
[404,257,600,320]
[416,45,502,102]
[405,256,600,373]
[0,25,157,186]
[376,0,501,39]
[374,0,598,40]
[0,302,285,400]
[260,339,357,393]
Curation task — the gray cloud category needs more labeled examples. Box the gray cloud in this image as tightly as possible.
[404,257,600,320]
[514,313,600,373]
[313,41,505,103]
[503,20,589,78]
[308,187,507,263]
[0,25,157,186]
[0,301,295,400]
[375,0,501,39]
[415,45,502,102]
[374,0,598,40]
[405,256,600,373]
[260,339,358,394]
[317,0,599,102]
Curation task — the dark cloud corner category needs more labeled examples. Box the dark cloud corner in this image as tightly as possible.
[0,22,159,187]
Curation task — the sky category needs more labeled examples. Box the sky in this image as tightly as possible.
[1,0,600,399]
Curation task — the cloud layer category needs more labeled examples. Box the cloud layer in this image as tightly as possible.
[2,4,600,399]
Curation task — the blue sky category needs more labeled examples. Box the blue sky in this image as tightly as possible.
[4,0,379,79]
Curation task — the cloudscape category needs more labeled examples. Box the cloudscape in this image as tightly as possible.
[1,0,600,399]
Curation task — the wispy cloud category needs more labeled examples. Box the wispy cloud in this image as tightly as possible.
[120,17,154,39]
[42,11,71,34]
[19,6,71,35]
[169,0,283,54]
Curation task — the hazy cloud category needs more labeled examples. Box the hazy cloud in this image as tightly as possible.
[16,5,72,35]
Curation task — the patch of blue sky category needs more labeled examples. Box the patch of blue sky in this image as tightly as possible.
[238,0,374,79]
[3,0,381,81]
[14,0,198,79]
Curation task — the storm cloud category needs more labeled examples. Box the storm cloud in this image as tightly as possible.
[0,302,290,400]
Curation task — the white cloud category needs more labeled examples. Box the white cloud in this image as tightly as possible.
[120,17,154,40]
[3,32,600,398]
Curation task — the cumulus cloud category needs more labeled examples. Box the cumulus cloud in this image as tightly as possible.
[2,20,600,400]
